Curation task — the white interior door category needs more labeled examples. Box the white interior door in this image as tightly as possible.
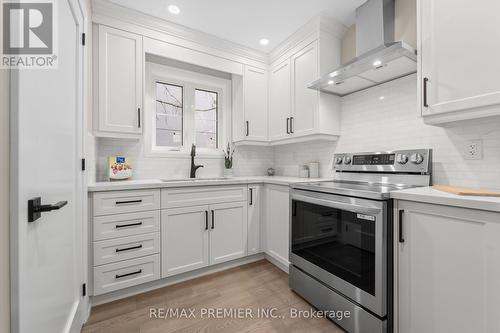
[10,1,85,332]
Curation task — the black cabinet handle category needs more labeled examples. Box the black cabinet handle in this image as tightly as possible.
[115,222,143,229]
[249,188,253,206]
[205,211,209,230]
[138,108,141,128]
[399,210,405,243]
[211,210,215,229]
[245,121,249,136]
[115,269,142,279]
[286,117,290,134]
[423,77,429,108]
[28,197,68,222]
[115,244,142,253]
[115,199,142,205]
[290,117,294,133]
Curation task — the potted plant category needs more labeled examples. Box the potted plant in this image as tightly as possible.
[223,143,235,177]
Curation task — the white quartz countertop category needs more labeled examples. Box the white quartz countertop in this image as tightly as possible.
[88,176,330,192]
[391,186,500,213]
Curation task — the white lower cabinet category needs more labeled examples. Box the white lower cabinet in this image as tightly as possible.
[161,205,210,277]
[161,189,249,278]
[264,184,290,268]
[396,200,500,333]
[247,185,262,255]
[209,202,248,265]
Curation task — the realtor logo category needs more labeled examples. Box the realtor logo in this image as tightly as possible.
[1,0,57,68]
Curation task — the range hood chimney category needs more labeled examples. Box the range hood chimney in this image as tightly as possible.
[309,0,416,96]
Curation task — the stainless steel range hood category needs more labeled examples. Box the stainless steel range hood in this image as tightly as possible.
[309,0,416,97]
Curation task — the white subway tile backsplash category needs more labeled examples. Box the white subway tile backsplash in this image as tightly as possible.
[93,74,500,189]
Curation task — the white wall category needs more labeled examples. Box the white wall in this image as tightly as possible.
[0,68,10,332]
[274,74,500,189]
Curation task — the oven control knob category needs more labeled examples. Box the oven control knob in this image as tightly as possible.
[335,157,343,165]
[410,153,424,164]
[396,154,408,164]
[343,156,352,165]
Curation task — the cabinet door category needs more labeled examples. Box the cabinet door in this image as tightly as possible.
[243,66,268,141]
[209,202,248,265]
[264,185,290,267]
[98,25,143,134]
[247,185,261,255]
[269,60,291,141]
[291,41,319,137]
[397,201,500,333]
[161,205,209,277]
[420,0,500,120]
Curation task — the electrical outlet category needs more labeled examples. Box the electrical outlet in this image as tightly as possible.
[463,139,483,160]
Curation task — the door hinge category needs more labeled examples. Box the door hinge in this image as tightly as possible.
[82,33,86,46]
[81,158,86,171]
[82,283,87,296]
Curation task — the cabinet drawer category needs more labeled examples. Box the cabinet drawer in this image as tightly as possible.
[93,233,160,266]
[93,189,160,216]
[161,186,247,209]
[93,211,160,241]
[93,254,160,296]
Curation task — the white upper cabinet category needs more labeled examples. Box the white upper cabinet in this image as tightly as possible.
[419,0,500,124]
[94,25,143,137]
[291,41,319,137]
[234,66,268,143]
[269,59,291,141]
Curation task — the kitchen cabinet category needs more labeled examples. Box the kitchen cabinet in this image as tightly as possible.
[161,205,209,277]
[419,0,500,125]
[395,200,500,332]
[94,25,143,137]
[247,185,262,255]
[233,66,268,143]
[264,184,290,269]
[269,60,291,141]
[209,202,248,264]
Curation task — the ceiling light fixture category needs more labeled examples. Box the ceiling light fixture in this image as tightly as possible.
[168,5,180,15]
[259,38,269,46]
[373,60,382,67]
[379,96,385,100]
[327,80,334,85]
[329,71,338,78]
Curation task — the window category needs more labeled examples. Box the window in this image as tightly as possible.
[155,82,183,147]
[146,62,229,157]
[195,89,218,149]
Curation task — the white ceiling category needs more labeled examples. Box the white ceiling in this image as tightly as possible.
[107,0,366,53]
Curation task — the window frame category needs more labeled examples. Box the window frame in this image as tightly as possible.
[145,62,228,158]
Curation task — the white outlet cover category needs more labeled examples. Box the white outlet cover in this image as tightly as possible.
[464,139,483,160]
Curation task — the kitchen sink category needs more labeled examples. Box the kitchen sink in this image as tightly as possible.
[161,177,232,183]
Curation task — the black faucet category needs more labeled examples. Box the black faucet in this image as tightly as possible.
[190,144,204,178]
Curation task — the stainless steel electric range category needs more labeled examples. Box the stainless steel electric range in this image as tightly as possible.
[289,149,432,333]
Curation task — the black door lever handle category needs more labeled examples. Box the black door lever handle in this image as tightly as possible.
[28,197,68,222]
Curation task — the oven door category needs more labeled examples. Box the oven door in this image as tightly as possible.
[290,189,387,317]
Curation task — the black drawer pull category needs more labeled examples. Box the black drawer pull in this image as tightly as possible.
[115,244,143,253]
[211,210,215,229]
[399,210,405,243]
[115,269,142,279]
[249,188,253,206]
[321,227,333,233]
[290,117,294,133]
[115,222,143,229]
[205,210,209,230]
[286,117,290,134]
[115,199,142,205]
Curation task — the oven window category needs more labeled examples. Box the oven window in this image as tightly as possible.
[291,200,376,295]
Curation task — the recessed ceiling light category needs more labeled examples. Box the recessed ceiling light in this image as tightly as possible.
[379,96,385,100]
[329,71,338,78]
[327,80,334,85]
[168,5,180,15]
[373,60,382,67]
[259,38,269,46]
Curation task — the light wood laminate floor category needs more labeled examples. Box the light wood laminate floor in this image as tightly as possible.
[83,260,345,333]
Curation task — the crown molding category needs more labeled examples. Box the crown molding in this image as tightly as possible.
[92,0,268,64]
[269,14,347,64]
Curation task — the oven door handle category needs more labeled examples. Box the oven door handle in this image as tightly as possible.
[291,194,382,216]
